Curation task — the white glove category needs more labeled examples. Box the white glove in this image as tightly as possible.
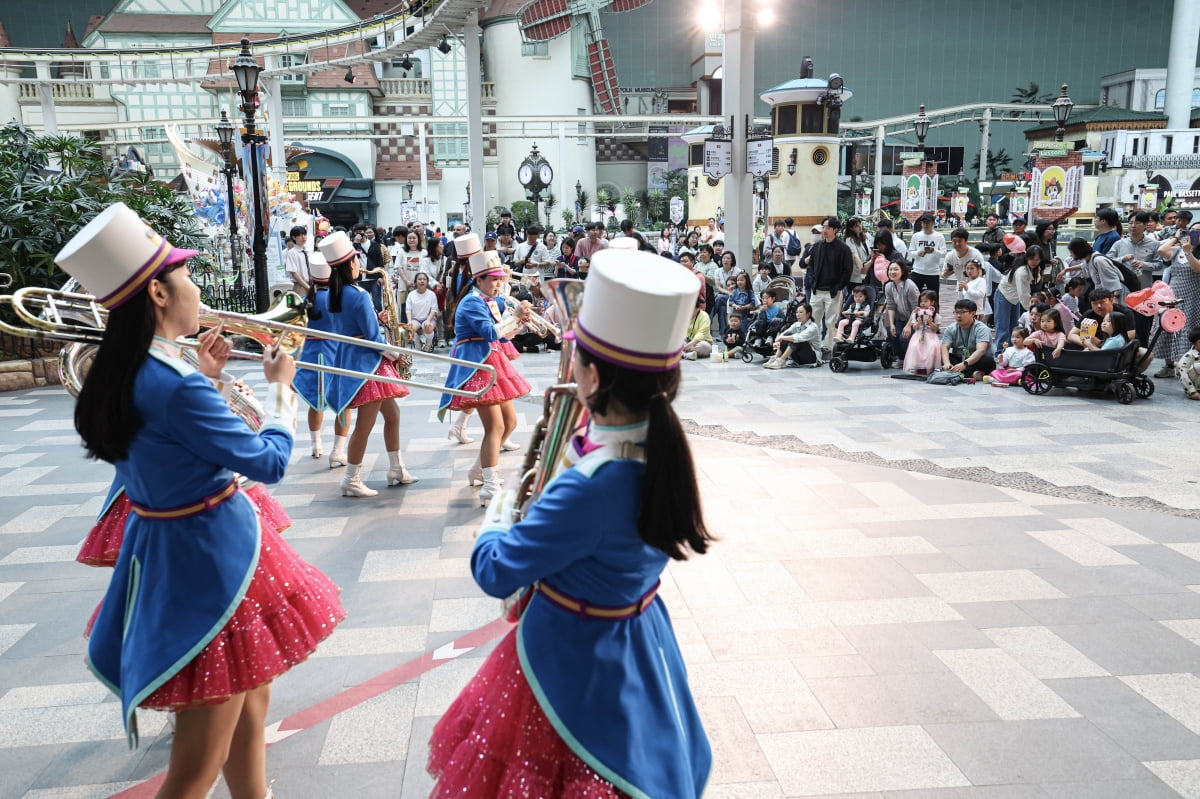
[478,488,518,537]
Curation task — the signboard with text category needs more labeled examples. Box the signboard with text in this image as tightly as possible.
[747,139,773,177]
[670,195,685,224]
[703,139,732,180]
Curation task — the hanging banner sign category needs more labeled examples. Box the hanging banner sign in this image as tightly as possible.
[670,195,685,224]
[746,139,774,177]
[703,139,732,180]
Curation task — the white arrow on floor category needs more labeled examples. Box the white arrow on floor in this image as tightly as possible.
[263,720,301,745]
[432,640,473,661]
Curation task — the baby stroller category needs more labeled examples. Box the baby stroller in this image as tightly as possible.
[828,284,897,372]
[741,277,798,363]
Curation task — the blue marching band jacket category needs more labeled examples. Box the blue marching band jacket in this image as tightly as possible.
[293,284,385,414]
[472,422,712,798]
[438,287,498,419]
[87,342,295,745]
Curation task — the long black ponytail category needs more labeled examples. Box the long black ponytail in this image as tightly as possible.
[74,262,185,463]
[577,349,713,560]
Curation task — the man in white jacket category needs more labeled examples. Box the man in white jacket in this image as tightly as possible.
[909,213,945,294]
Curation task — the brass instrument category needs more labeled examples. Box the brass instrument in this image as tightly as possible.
[515,278,587,517]
[0,273,11,289]
[363,266,412,380]
[3,287,496,399]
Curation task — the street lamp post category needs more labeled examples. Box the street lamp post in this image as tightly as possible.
[1052,84,1074,143]
[914,104,930,151]
[517,144,553,230]
[574,179,583,223]
[231,37,270,313]
[215,111,241,276]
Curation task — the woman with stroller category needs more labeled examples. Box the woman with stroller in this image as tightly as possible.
[843,217,875,290]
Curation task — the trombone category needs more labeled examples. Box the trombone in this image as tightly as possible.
[4,286,495,399]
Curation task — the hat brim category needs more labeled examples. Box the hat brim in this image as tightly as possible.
[163,247,199,268]
[483,268,507,277]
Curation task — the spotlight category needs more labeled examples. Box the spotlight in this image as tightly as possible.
[343,67,355,84]
[437,36,452,55]
[399,56,413,71]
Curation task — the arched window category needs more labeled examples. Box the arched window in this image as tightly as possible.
[1155,89,1166,110]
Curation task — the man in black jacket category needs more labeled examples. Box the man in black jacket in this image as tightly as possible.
[806,215,853,353]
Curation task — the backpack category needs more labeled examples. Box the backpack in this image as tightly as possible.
[785,230,803,258]
[1109,256,1144,294]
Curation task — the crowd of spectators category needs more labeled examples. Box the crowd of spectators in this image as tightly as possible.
[284,206,1200,400]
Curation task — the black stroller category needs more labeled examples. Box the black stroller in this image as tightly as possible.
[740,277,799,363]
[828,284,897,372]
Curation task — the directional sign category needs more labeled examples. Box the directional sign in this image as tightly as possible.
[703,139,732,180]
[747,139,774,177]
[670,195,685,224]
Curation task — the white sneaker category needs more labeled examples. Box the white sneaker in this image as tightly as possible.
[764,359,783,370]
[762,357,778,368]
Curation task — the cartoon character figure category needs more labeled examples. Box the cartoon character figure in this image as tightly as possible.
[1043,177,1062,206]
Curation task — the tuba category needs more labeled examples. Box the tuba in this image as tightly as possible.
[515,278,586,517]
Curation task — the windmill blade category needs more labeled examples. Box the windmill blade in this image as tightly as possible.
[517,0,574,41]
[608,0,655,12]
[588,37,621,115]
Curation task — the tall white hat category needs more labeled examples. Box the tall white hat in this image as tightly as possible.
[468,249,507,278]
[308,251,331,280]
[570,249,699,372]
[454,233,482,260]
[54,203,198,309]
[317,230,357,267]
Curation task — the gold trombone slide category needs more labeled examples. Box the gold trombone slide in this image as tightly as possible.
[5,287,495,399]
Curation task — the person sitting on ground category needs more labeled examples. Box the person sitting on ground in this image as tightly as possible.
[1026,308,1068,359]
[681,301,714,360]
[940,298,996,377]
[835,286,872,342]
[723,314,746,359]
[765,301,821,369]
[902,289,941,375]
[985,327,1035,386]
[1176,328,1200,400]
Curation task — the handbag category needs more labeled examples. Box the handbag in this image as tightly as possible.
[926,369,965,386]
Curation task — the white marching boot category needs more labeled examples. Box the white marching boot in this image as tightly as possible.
[500,439,521,452]
[310,430,324,459]
[467,457,503,488]
[447,412,474,445]
[328,435,348,469]
[386,450,417,486]
[478,466,502,506]
[340,463,378,498]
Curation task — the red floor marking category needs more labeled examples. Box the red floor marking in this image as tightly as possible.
[108,617,513,798]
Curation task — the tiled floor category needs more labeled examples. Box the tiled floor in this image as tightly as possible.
[0,348,1198,798]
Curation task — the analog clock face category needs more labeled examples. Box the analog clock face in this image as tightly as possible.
[538,163,553,185]
[518,164,534,185]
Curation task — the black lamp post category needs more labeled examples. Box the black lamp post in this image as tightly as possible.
[404,179,414,201]
[914,104,930,151]
[215,110,241,275]
[575,179,582,223]
[1052,84,1074,143]
[231,37,269,313]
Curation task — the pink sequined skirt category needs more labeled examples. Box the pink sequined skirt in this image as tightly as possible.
[448,347,531,411]
[140,522,345,711]
[76,483,292,568]
[427,629,630,799]
[350,358,410,408]
[499,339,520,360]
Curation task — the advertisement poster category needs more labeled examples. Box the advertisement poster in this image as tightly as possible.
[1038,166,1067,207]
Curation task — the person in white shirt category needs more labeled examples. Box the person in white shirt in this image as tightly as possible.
[284,225,311,294]
[941,228,986,282]
[513,226,552,279]
[405,272,439,351]
[909,213,945,294]
[394,231,424,322]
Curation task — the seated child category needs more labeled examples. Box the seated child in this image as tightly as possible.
[752,264,773,299]
[985,327,1035,386]
[902,289,941,375]
[682,301,713,360]
[835,287,872,342]
[748,288,785,347]
[765,301,821,369]
[1027,308,1067,359]
[1177,328,1200,400]
[723,314,746,358]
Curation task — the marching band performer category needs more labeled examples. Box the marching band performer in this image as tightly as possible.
[438,234,531,504]
[292,251,353,467]
[318,231,417,497]
[59,203,344,799]
[428,249,713,797]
